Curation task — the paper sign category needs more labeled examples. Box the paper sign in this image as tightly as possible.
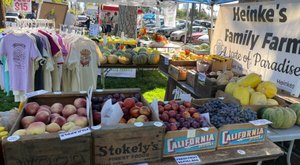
[172,87,187,100]
[201,113,211,124]
[89,24,100,37]
[151,98,160,121]
[164,57,169,65]
[180,94,192,102]
[25,90,48,99]
[101,99,124,126]
[59,127,91,141]
[198,72,206,82]
[174,155,201,165]
[13,0,32,13]
[249,119,272,126]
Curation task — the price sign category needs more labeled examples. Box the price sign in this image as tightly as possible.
[198,72,207,82]
[249,119,272,126]
[59,127,91,140]
[89,24,100,37]
[164,57,169,65]
[13,0,32,13]
[174,155,201,165]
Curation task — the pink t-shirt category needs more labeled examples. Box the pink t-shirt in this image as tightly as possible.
[0,33,41,92]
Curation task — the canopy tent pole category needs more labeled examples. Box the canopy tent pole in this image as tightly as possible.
[210,4,214,46]
[189,3,196,43]
[184,3,190,44]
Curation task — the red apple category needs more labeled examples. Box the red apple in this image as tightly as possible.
[136,115,149,122]
[62,104,77,118]
[50,113,61,120]
[130,106,140,118]
[37,107,51,115]
[77,107,87,116]
[93,111,101,125]
[183,101,192,108]
[169,123,178,131]
[160,113,169,122]
[26,122,46,135]
[168,110,177,118]
[74,116,88,127]
[127,118,136,124]
[40,105,50,109]
[179,105,186,111]
[188,107,197,115]
[171,103,179,111]
[46,123,61,133]
[182,111,191,119]
[164,104,172,110]
[21,116,35,128]
[67,114,79,122]
[51,116,66,127]
[50,103,63,114]
[124,98,136,109]
[25,102,40,115]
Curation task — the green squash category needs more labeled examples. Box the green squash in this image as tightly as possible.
[132,53,147,65]
[289,103,300,125]
[138,47,147,54]
[114,51,124,56]
[125,50,137,57]
[118,53,132,65]
[147,53,160,64]
[261,107,296,129]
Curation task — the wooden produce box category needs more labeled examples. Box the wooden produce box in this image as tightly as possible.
[2,93,92,165]
[168,65,195,81]
[194,80,226,98]
[186,70,197,88]
[163,127,218,157]
[217,123,267,149]
[91,88,165,165]
[159,54,196,74]
[210,58,232,72]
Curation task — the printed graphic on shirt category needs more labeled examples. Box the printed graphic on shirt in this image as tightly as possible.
[12,43,26,69]
[80,49,91,67]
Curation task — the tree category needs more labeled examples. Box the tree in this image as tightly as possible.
[3,0,12,8]
[117,5,137,38]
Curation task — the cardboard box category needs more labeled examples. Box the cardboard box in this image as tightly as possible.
[159,54,196,74]
[210,58,232,72]
[91,88,165,165]
[186,70,197,88]
[2,93,92,165]
[194,80,226,98]
[168,65,195,81]
[218,123,267,149]
[163,127,218,157]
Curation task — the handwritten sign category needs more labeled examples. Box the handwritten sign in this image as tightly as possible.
[13,0,31,13]
[174,155,201,165]
[59,127,91,141]
[249,119,272,126]
[89,24,100,37]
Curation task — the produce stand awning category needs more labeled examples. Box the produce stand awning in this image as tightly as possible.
[76,0,158,7]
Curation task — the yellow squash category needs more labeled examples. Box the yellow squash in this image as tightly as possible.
[225,82,239,95]
[256,81,277,98]
[237,73,262,88]
[250,92,267,105]
[233,86,250,105]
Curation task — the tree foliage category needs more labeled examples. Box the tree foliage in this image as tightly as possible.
[3,0,12,7]
[177,8,210,20]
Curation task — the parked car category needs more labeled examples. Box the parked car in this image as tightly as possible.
[170,26,207,42]
[6,12,20,17]
[193,20,212,28]
[75,15,88,27]
[189,28,208,43]
[5,16,19,27]
[157,25,183,37]
[197,34,209,43]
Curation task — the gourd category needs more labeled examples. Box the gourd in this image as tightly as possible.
[99,56,107,64]
[133,53,147,65]
[138,47,147,54]
[289,103,300,125]
[233,86,250,105]
[260,107,296,129]
[267,99,279,105]
[108,54,118,64]
[250,92,267,105]
[147,53,160,64]
[237,73,262,88]
[118,53,132,65]
[225,82,238,95]
[256,81,277,98]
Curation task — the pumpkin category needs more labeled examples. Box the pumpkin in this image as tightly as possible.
[237,73,262,88]
[260,107,296,129]
[267,99,279,105]
[225,82,238,95]
[114,51,124,56]
[133,53,147,65]
[108,55,118,64]
[233,86,250,105]
[256,81,277,98]
[289,103,300,125]
[118,53,132,65]
[147,53,160,64]
[125,50,137,57]
[250,92,267,105]
[138,47,147,54]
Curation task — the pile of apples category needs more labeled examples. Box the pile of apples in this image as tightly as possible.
[92,93,152,125]
[159,100,209,132]
[13,98,88,136]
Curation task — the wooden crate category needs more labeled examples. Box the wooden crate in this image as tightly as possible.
[217,123,267,149]
[168,65,195,81]
[92,122,165,165]
[186,70,197,88]
[158,54,196,74]
[2,93,92,165]
[91,88,166,165]
[194,80,226,98]
[163,127,218,157]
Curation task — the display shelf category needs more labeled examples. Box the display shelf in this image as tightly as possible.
[151,139,283,165]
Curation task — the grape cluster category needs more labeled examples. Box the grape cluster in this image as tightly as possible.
[197,99,257,128]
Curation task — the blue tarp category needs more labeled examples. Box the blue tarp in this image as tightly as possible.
[175,0,237,5]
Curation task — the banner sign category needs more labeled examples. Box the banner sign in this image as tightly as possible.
[89,24,100,37]
[163,1,177,27]
[13,0,32,13]
[211,1,300,92]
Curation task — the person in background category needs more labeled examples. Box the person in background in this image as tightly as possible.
[112,12,119,36]
[104,12,112,35]
[64,11,76,26]
[85,16,91,30]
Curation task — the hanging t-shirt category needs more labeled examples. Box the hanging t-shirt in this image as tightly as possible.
[38,30,60,56]
[65,37,102,91]
[0,33,41,92]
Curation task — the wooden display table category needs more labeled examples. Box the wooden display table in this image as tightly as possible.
[151,139,283,165]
